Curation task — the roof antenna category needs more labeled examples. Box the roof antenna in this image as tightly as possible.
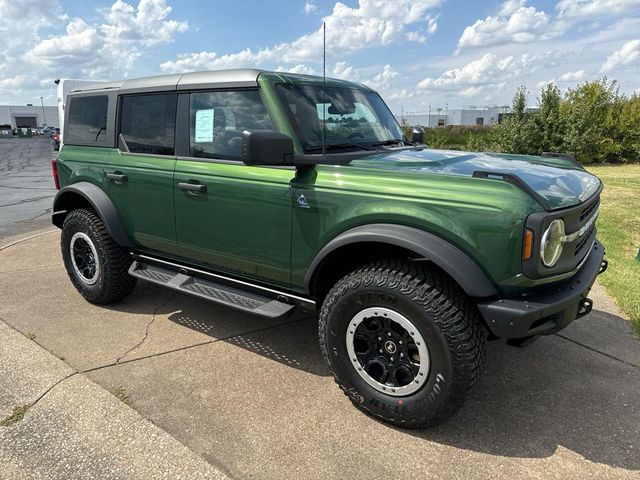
[322,21,326,156]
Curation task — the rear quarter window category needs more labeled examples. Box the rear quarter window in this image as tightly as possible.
[66,95,109,145]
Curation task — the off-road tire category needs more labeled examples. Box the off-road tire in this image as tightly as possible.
[319,260,486,428]
[61,208,136,304]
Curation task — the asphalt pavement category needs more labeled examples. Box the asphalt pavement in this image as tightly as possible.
[0,137,57,241]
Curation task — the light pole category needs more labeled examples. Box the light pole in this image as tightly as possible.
[40,96,47,127]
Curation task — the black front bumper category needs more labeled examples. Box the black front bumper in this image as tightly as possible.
[478,240,606,339]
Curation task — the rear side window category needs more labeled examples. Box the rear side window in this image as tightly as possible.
[189,90,272,160]
[119,93,177,155]
[66,95,109,144]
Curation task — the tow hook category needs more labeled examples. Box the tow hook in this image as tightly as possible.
[577,297,593,318]
[599,259,608,274]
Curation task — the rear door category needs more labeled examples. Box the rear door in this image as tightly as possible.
[103,92,179,256]
[173,89,294,288]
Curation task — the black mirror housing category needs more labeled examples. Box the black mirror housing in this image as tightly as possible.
[242,130,294,166]
[411,126,425,144]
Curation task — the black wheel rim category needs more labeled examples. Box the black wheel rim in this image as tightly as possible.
[346,307,429,396]
[70,232,99,284]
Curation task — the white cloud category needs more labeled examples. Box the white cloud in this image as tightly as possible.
[405,14,438,44]
[557,0,640,18]
[331,61,360,81]
[303,1,317,15]
[27,0,187,79]
[457,0,564,49]
[275,64,315,75]
[459,86,482,97]
[417,52,559,91]
[558,69,586,81]
[161,0,442,72]
[600,39,640,72]
[364,64,398,91]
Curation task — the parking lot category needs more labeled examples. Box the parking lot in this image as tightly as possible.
[1,139,639,479]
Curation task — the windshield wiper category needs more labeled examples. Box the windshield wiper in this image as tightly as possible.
[305,142,373,153]
[372,139,407,147]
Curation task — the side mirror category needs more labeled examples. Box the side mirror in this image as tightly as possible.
[411,126,425,144]
[242,130,294,166]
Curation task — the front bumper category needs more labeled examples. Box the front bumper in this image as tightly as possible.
[478,240,606,339]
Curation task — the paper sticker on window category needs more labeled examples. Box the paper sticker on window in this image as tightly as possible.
[195,109,214,143]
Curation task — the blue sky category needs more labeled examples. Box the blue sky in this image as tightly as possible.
[1,0,639,115]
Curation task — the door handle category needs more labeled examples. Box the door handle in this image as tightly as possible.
[178,182,207,193]
[106,172,128,182]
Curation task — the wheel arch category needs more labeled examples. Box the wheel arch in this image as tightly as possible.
[52,182,133,248]
[305,224,498,301]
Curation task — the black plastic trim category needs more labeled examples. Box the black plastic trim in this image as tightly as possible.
[305,223,498,298]
[472,170,552,211]
[478,240,604,339]
[51,182,133,248]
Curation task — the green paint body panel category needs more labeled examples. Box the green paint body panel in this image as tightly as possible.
[56,71,602,298]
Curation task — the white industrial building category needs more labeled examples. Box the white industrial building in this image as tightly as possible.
[398,106,511,128]
[0,105,59,131]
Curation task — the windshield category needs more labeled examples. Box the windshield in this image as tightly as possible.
[276,83,404,153]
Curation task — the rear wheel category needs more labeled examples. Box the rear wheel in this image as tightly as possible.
[61,209,136,304]
[319,260,486,428]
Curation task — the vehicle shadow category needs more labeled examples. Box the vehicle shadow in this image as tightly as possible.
[411,309,639,471]
[110,286,639,471]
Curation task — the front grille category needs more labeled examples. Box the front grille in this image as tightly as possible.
[580,197,599,222]
[574,226,595,257]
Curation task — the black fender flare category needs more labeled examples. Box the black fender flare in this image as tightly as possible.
[51,182,133,248]
[305,224,498,298]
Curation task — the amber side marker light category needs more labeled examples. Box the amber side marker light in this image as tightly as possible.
[522,229,534,260]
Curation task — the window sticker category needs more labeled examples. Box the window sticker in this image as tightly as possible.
[195,109,214,143]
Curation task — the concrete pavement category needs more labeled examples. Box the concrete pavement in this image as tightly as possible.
[0,320,229,480]
[0,230,638,479]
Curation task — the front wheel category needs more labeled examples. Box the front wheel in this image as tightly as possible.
[319,260,486,428]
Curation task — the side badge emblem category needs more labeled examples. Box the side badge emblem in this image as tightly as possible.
[296,194,311,209]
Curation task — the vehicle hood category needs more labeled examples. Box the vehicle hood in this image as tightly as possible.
[349,148,601,210]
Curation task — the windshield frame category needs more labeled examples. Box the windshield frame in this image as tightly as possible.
[274,82,405,154]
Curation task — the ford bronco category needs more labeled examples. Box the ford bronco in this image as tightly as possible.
[51,69,607,428]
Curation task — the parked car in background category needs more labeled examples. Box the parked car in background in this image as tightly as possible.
[52,128,60,150]
[42,126,54,137]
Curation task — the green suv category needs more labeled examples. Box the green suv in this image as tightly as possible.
[51,69,607,428]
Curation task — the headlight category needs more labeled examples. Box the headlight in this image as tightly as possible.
[540,219,565,267]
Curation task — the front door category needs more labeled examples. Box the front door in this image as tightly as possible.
[173,89,293,288]
[104,92,178,256]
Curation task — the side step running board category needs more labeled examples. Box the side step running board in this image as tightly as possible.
[128,260,295,319]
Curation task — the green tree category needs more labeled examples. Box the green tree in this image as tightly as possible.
[616,94,640,163]
[493,86,538,154]
[535,83,564,153]
[562,78,621,163]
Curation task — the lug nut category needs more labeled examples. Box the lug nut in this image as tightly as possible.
[390,357,395,362]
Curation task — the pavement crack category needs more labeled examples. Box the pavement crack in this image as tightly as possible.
[83,314,315,373]
[555,333,640,369]
[1,372,79,427]
[115,292,179,364]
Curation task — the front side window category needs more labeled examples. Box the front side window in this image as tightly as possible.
[189,90,273,160]
[119,93,177,155]
[276,84,404,153]
[66,95,108,144]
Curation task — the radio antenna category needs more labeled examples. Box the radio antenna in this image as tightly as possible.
[322,21,326,156]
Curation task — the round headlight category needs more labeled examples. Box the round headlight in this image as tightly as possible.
[540,219,565,267]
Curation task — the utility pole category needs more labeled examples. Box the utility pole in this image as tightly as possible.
[40,96,47,127]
